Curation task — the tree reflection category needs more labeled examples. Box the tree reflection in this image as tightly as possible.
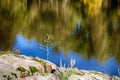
[0,0,120,64]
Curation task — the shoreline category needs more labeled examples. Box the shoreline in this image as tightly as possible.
[0,51,119,80]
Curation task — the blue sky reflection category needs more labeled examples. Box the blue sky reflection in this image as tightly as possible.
[13,34,120,76]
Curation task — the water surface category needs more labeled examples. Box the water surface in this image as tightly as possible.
[13,35,120,76]
[0,0,120,76]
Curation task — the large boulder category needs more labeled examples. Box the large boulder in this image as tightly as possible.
[0,53,57,80]
[0,52,119,80]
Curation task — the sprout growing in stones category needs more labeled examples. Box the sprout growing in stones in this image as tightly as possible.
[17,67,27,72]
[29,66,39,75]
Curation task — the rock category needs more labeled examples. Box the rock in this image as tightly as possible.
[22,74,60,80]
[0,53,119,80]
[0,54,58,80]
[33,57,57,73]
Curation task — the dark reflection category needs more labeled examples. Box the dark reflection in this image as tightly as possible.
[14,34,120,76]
[0,0,120,65]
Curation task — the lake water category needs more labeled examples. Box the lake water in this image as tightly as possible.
[13,34,120,76]
[0,0,120,77]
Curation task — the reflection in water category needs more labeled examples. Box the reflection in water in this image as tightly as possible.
[0,0,120,76]
[14,34,120,76]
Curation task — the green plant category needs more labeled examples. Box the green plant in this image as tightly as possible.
[91,76,99,80]
[14,54,26,59]
[42,73,49,76]
[0,51,12,55]
[56,68,83,80]
[3,75,7,78]
[17,67,27,72]
[3,75,12,80]
[33,58,46,64]
[111,76,120,80]
[11,73,18,78]
[29,66,39,75]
